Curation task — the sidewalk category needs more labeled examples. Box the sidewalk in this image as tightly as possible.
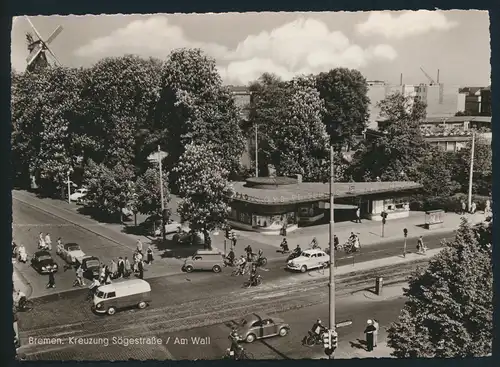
[236,211,486,250]
[13,264,32,298]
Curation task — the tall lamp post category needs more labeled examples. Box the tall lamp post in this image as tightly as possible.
[158,145,167,240]
[66,169,73,203]
[254,123,259,178]
[328,145,336,359]
[467,130,475,212]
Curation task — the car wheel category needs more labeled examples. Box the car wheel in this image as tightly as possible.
[213,265,222,273]
[300,265,307,273]
[138,301,147,309]
[246,333,256,343]
[107,306,117,315]
[185,265,194,273]
[279,327,288,337]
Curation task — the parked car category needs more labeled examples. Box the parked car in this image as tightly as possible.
[286,248,329,273]
[77,256,100,279]
[234,313,290,343]
[70,188,88,202]
[31,250,58,274]
[173,230,205,246]
[141,215,182,236]
[57,242,86,264]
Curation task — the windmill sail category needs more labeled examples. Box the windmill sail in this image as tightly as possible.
[24,16,63,70]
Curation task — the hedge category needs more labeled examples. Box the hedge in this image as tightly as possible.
[410,193,491,213]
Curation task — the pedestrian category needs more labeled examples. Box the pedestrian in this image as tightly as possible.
[117,257,125,278]
[124,257,131,278]
[364,319,376,352]
[138,259,144,279]
[99,265,106,283]
[231,233,237,248]
[417,236,426,254]
[46,270,56,288]
[245,245,253,262]
[485,199,491,215]
[103,266,112,284]
[471,201,477,214]
[44,233,52,251]
[461,200,466,215]
[146,246,154,265]
[281,222,287,237]
[136,239,143,254]
[38,232,45,249]
[56,237,64,253]
[333,235,339,251]
[355,207,361,223]
[110,259,118,279]
[73,266,85,287]
[373,319,379,348]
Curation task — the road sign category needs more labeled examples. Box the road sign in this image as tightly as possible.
[336,320,352,328]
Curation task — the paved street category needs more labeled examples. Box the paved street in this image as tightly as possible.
[13,191,453,299]
[19,281,406,360]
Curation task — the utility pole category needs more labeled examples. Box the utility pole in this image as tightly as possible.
[468,131,475,212]
[255,124,258,178]
[328,145,336,359]
[67,170,71,204]
[158,145,166,240]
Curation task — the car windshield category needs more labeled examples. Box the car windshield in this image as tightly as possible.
[96,291,105,298]
[39,255,52,261]
[86,260,99,267]
[77,189,86,194]
[68,245,80,251]
[301,252,311,258]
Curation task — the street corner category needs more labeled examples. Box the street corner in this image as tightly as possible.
[13,266,33,298]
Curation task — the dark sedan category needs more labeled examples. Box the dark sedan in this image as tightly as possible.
[173,230,205,246]
[235,313,290,343]
[31,250,58,274]
[78,256,100,279]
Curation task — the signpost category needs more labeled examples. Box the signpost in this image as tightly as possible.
[403,228,408,257]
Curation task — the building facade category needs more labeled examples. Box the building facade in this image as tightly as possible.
[228,177,422,235]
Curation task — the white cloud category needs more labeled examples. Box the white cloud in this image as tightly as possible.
[75,16,398,85]
[357,11,458,39]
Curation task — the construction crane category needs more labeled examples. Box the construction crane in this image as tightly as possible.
[419,67,437,85]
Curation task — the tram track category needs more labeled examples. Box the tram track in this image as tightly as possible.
[19,258,426,356]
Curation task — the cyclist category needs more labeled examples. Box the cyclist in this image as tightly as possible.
[280,238,289,253]
[237,255,247,275]
[312,319,327,337]
[88,277,101,299]
[13,290,27,310]
[249,263,259,286]
[310,237,319,249]
[225,248,236,266]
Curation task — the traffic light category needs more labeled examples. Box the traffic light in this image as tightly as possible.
[330,330,338,349]
[322,331,331,349]
[403,228,408,237]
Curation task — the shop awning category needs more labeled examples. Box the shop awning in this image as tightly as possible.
[319,202,358,210]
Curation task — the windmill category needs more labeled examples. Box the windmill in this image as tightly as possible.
[25,16,63,71]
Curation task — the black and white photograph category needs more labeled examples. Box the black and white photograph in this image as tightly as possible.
[10,10,492,360]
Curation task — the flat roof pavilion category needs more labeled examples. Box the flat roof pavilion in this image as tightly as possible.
[231,179,422,206]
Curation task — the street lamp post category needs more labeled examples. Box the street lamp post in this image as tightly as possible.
[467,130,475,212]
[158,145,166,240]
[67,170,72,204]
[255,124,258,178]
[328,145,336,359]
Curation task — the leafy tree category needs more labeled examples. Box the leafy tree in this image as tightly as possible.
[154,48,245,182]
[415,147,461,197]
[82,160,135,221]
[11,67,83,196]
[174,143,234,245]
[249,74,339,181]
[133,166,170,216]
[349,92,427,181]
[315,68,370,150]
[454,136,492,196]
[79,55,163,171]
[387,219,493,357]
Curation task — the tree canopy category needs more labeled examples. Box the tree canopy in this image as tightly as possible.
[133,166,170,216]
[174,143,234,236]
[387,219,493,357]
[315,68,370,149]
[349,93,427,181]
[248,73,342,181]
[154,48,245,181]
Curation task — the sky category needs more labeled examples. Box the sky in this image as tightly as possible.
[11,10,491,87]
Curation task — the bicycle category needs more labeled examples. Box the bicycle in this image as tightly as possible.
[243,275,262,288]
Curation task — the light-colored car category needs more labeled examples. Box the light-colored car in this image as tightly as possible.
[182,250,225,273]
[57,242,86,264]
[235,313,290,343]
[287,248,329,273]
[164,219,182,235]
[70,188,88,202]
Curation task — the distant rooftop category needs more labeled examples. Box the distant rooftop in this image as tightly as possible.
[423,116,491,124]
[228,85,251,94]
